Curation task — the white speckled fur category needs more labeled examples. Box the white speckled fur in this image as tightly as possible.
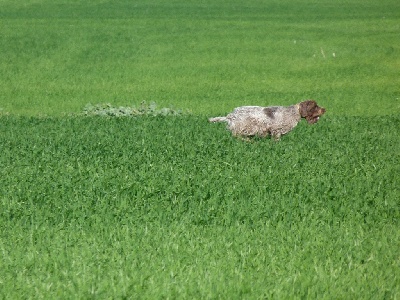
[209,100,325,140]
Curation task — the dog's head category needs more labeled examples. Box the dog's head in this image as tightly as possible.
[299,100,326,124]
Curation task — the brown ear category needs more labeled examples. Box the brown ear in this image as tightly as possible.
[299,100,317,118]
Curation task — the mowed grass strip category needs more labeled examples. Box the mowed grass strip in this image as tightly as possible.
[0,115,399,298]
[0,0,399,116]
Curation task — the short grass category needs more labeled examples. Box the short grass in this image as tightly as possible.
[0,115,399,298]
[0,0,399,116]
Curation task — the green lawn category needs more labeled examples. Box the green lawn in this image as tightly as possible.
[1,116,399,298]
[0,0,399,116]
[1,0,400,298]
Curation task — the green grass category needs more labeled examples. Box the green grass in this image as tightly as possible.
[1,0,400,298]
[1,115,399,298]
[0,0,399,116]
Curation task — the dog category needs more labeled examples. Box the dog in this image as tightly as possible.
[209,100,326,140]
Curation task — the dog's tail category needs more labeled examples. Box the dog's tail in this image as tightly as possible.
[208,116,227,123]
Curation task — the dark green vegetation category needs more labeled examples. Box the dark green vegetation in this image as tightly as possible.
[1,116,399,298]
[1,0,400,298]
[0,0,399,116]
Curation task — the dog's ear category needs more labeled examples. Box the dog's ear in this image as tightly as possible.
[299,100,317,118]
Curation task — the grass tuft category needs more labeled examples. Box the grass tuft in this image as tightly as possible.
[81,101,190,117]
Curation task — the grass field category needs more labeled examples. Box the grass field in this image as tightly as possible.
[0,0,399,116]
[1,115,399,298]
[1,0,400,298]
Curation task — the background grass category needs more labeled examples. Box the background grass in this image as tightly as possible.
[0,116,399,298]
[0,0,399,116]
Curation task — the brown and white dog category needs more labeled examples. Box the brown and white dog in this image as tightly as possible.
[209,100,326,140]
